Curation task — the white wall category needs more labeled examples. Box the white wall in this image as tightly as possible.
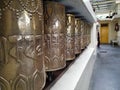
[109,21,117,42]
[117,4,120,15]
[117,19,120,45]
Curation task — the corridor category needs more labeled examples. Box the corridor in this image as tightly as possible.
[89,45,120,90]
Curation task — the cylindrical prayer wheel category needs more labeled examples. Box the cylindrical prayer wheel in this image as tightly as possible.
[80,20,84,50]
[84,22,87,48]
[66,14,75,61]
[44,1,66,71]
[87,24,91,45]
[0,0,46,90]
[86,24,89,45]
[75,18,81,54]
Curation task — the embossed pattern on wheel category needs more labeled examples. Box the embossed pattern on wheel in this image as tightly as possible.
[0,0,45,90]
[44,1,66,71]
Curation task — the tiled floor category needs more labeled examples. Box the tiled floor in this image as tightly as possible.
[89,45,120,90]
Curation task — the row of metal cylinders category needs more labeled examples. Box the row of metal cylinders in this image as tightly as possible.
[0,1,91,90]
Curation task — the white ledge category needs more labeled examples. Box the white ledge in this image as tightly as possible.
[50,47,95,90]
[54,0,97,23]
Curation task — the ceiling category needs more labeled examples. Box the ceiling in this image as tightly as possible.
[90,0,118,20]
[90,0,116,14]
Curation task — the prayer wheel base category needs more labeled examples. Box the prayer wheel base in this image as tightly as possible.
[46,72,55,82]
[66,56,75,61]
[45,64,66,72]
[75,54,80,57]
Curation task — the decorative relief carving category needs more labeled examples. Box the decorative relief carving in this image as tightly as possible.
[0,0,45,89]
[45,34,66,71]
[0,35,45,90]
[32,70,45,90]
[66,14,75,61]
[66,34,75,60]
[0,9,1,19]
[0,37,8,64]
[19,0,39,12]
[80,21,84,49]
[0,76,10,90]
[44,1,66,71]
[0,0,43,20]
[75,35,80,54]
[75,18,81,54]
[12,75,28,90]
[15,35,43,61]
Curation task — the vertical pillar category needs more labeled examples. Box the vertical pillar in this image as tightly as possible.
[117,19,120,45]
[116,3,120,45]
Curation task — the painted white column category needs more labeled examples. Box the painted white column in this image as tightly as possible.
[117,19,120,46]
[116,2,120,45]
[116,0,120,4]
[117,4,120,15]
[89,22,98,48]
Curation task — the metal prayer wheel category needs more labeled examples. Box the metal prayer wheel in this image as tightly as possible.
[0,0,46,90]
[85,22,88,47]
[86,24,89,45]
[80,21,84,49]
[87,24,91,45]
[66,14,75,61]
[75,18,81,54]
[44,1,66,71]
[84,22,87,47]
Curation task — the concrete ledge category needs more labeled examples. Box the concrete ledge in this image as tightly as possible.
[50,47,96,90]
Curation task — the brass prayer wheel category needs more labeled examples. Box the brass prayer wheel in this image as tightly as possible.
[84,22,88,47]
[75,18,81,54]
[80,20,84,49]
[0,0,46,90]
[44,1,66,71]
[83,22,87,48]
[88,24,91,44]
[66,14,75,61]
[86,23,89,45]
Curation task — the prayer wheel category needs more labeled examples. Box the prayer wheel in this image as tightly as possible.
[87,24,91,45]
[86,24,89,45]
[80,21,84,49]
[44,1,66,71]
[75,18,81,54]
[84,22,87,47]
[66,14,75,61]
[0,0,46,90]
[85,22,88,47]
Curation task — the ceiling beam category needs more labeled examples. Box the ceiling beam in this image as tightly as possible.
[92,1,115,5]
[93,4,113,8]
[93,3,113,7]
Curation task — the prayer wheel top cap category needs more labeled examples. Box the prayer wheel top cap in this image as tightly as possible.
[44,1,65,34]
[75,18,81,20]
[67,14,75,17]
[45,1,64,7]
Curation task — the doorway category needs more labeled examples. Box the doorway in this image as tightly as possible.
[100,23,109,44]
